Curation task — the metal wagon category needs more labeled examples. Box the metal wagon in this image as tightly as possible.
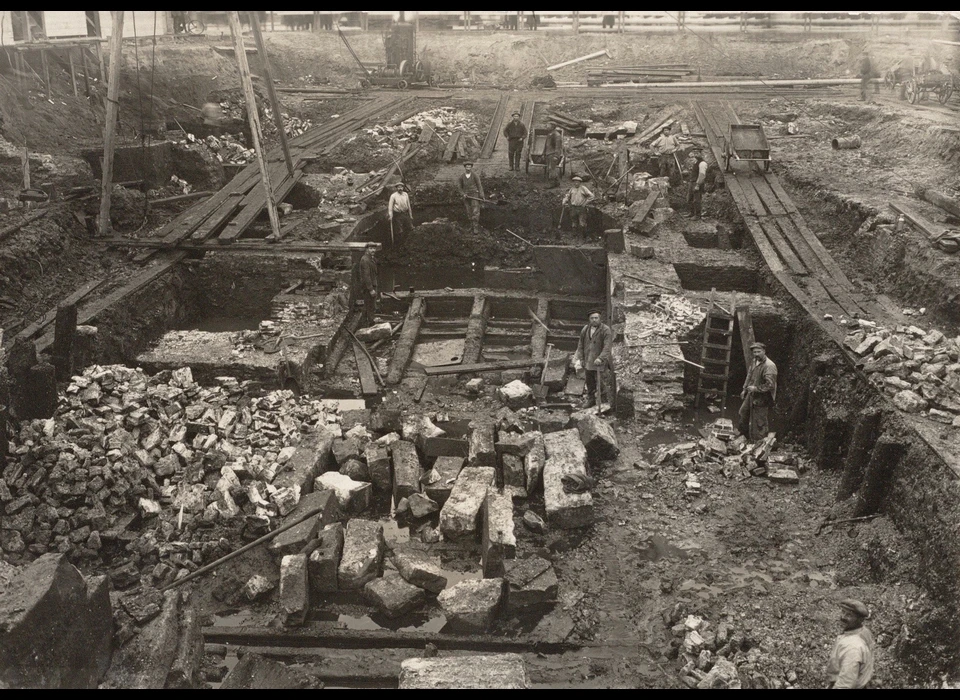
[526,127,566,177]
[722,123,770,173]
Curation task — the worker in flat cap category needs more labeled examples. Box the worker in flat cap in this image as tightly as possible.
[826,599,875,688]
[562,176,595,236]
[503,111,527,171]
[574,309,617,412]
[357,242,380,326]
[457,162,485,234]
[387,182,414,246]
[738,341,777,442]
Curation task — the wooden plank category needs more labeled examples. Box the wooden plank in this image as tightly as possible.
[740,215,785,274]
[735,306,755,371]
[479,93,508,160]
[352,342,379,396]
[386,297,425,385]
[443,131,461,162]
[733,176,768,217]
[14,277,106,342]
[750,177,788,217]
[758,218,807,275]
[189,198,242,241]
[101,240,381,253]
[423,358,545,377]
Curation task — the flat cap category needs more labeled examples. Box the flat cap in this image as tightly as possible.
[572,175,583,181]
[588,308,604,317]
[463,161,473,166]
[512,111,521,116]
[838,599,869,618]
[749,342,766,350]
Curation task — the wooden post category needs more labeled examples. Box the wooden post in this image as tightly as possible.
[95,39,106,83]
[41,49,52,100]
[227,11,282,242]
[313,11,320,33]
[618,11,625,34]
[414,11,419,33]
[249,13,294,177]
[80,47,92,95]
[52,304,78,382]
[21,146,31,191]
[270,11,274,32]
[68,49,79,97]
[572,11,579,34]
[98,10,124,237]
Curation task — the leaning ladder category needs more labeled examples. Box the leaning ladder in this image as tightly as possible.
[695,289,736,409]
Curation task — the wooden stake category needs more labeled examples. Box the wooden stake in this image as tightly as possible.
[227,11,282,243]
[95,39,106,83]
[249,13,294,177]
[41,49,52,100]
[21,146,31,191]
[98,10,124,237]
[80,48,91,96]
[68,49,78,97]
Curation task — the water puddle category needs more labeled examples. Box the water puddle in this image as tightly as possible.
[317,611,448,633]
[633,534,690,562]
[211,609,257,627]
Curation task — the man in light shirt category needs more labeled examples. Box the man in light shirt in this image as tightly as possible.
[650,124,680,183]
[562,176,595,236]
[387,182,414,245]
[826,599,875,689]
[686,150,709,220]
[457,162,485,234]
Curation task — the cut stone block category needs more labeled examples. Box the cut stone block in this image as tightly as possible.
[543,429,594,529]
[339,409,371,433]
[314,472,372,515]
[243,574,275,601]
[524,432,546,496]
[273,428,336,496]
[424,456,464,505]
[391,440,423,503]
[437,578,504,633]
[572,412,620,462]
[103,589,179,689]
[337,519,385,590]
[767,469,800,485]
[340,457,370,482]
[309,523,345,594]
[364,573,427,618]
[496,432,539,457]
[439,466,496,541]
[468,422,496,467]
[356,322,393,342]
[279,554,309,625]
[220,653,319,689]
[482,488,517,578]
[407,492,440,519]
[364,445,392,497]
[399,653,528,689]
[268,489,340,557]
[541,352,570,391]
[504,556,559,614]
[332,437,361,466]
[502,454,526,496]
[496,380,534,409]
[393,550,447,593]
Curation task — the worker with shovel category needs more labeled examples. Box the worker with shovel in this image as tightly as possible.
[650,124,680,184]
[503,111,527,171]
[562,176,595,237]
[574,310,617,412]
[457,162,485,234]
[738,342,778,442]
[387,182,414,246]
[358,243,380,326]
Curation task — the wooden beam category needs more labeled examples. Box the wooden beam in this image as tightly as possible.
[99,239,381,253]
[41,49,52,100]
[249,13,294,177]
[352,341,379,396]
[735,306,755,372]
[423,358,545,377]
[227,11,282,243]
[68,49,78,97]
[386,297,425,385]
[98,10,124,236]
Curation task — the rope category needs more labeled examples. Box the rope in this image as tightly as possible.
[661,10,921,194]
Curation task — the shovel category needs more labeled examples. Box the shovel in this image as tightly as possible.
[533,343,553,402]
[464,195,509,206]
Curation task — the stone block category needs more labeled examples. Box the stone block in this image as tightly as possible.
[631,244,655,259]
[496,432,539,457]
[220,653,319,689]
[524,432,546,496]
[279,554,309,625]
[424,456,464,505]
[408,492,440,519]
[468,423,496,467]
[340,409,371,433]
[399,653,528,689]
[393,550,448,593]
[103,590,180,688]
[341,457,370,482]
[309,522,344,593]
[369,408,403,435]
[573,413,620,462]
[338,519,384,590]
[268,489,340,557]
[439,467,496,541]
[315,472,372,515]
[364,573,427,618]
[391,440,423,503]
[437,579,504,633]
[768,469,800,485]
[504,556,559,614]
[496,380,534,409]
[273,428,336,496]
[364,444,392,497]
[893,389,927,413]
[502,454,526,496]
[482,488,517,578]
[332,437,361,466]
[356,322,393,342]
[543,429,594,529]
[243,574,276,601]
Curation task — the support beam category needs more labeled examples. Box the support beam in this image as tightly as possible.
[98,10,124,237]
[41,49,52,100]
[249,13,294,177]
[735,306,754,371]
[461,296,488,365]
[387,297,425,385]
[51,304,78,382]
[530,297,549,372]
[68,49,78,97]
[227,11,282,243]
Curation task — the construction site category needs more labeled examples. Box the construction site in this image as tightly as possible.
[1,9,960,690]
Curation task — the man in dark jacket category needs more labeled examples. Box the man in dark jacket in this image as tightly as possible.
[738,342,778,442]
[457,162,485,233]
[358,244,379,326]
[503,111,528,171]
[544,126,563,188]
[859,50,873,102]
[574,310,617,411]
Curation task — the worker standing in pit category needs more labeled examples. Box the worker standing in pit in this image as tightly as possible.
[201,99,223,137]
[387,182,414,246]
[503,111,528,172]
[358,244,380,326]
[738,342,777,442]
[457,162,485,234]
[859,50,873,103]
[686,150,708,220]
[562,176,595,236]
[826,599,875,689]
[574,310,617,412]
[650,124,680,184]
[544,125,563,188]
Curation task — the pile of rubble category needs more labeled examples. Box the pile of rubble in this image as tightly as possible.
[669,612,799,689]
[394,107,480,141]
[844,322,960,424]
[654,419,809,491]
[263,107,313,139]
[1,364,347,580]
[195,133,255,165]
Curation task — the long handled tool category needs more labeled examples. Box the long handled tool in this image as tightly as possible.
[346,328,385,386]
[465,195,509,206]
[504,228,534,246]
[389,216,395,246]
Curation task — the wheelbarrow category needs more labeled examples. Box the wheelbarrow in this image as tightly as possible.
[722,123,770,173]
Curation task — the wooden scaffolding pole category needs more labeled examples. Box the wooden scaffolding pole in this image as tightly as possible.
[98,11,124,236]
[227,11,282,242]
[249,13,294,177]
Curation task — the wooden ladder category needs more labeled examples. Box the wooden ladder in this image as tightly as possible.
[695,289,736,409]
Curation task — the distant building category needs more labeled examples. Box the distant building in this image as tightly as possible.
[0,10,168,43]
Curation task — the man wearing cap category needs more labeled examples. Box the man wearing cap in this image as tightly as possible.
[562,176,595,236]
[358,243,380,326]
[827,599,875,688]
[503,111,528,171]
[544,125,563,188]
[650,124,680,183]
[574,310,617,411]
[457,162,485,234]
[738,342,777,442]
[387,182,414,245]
